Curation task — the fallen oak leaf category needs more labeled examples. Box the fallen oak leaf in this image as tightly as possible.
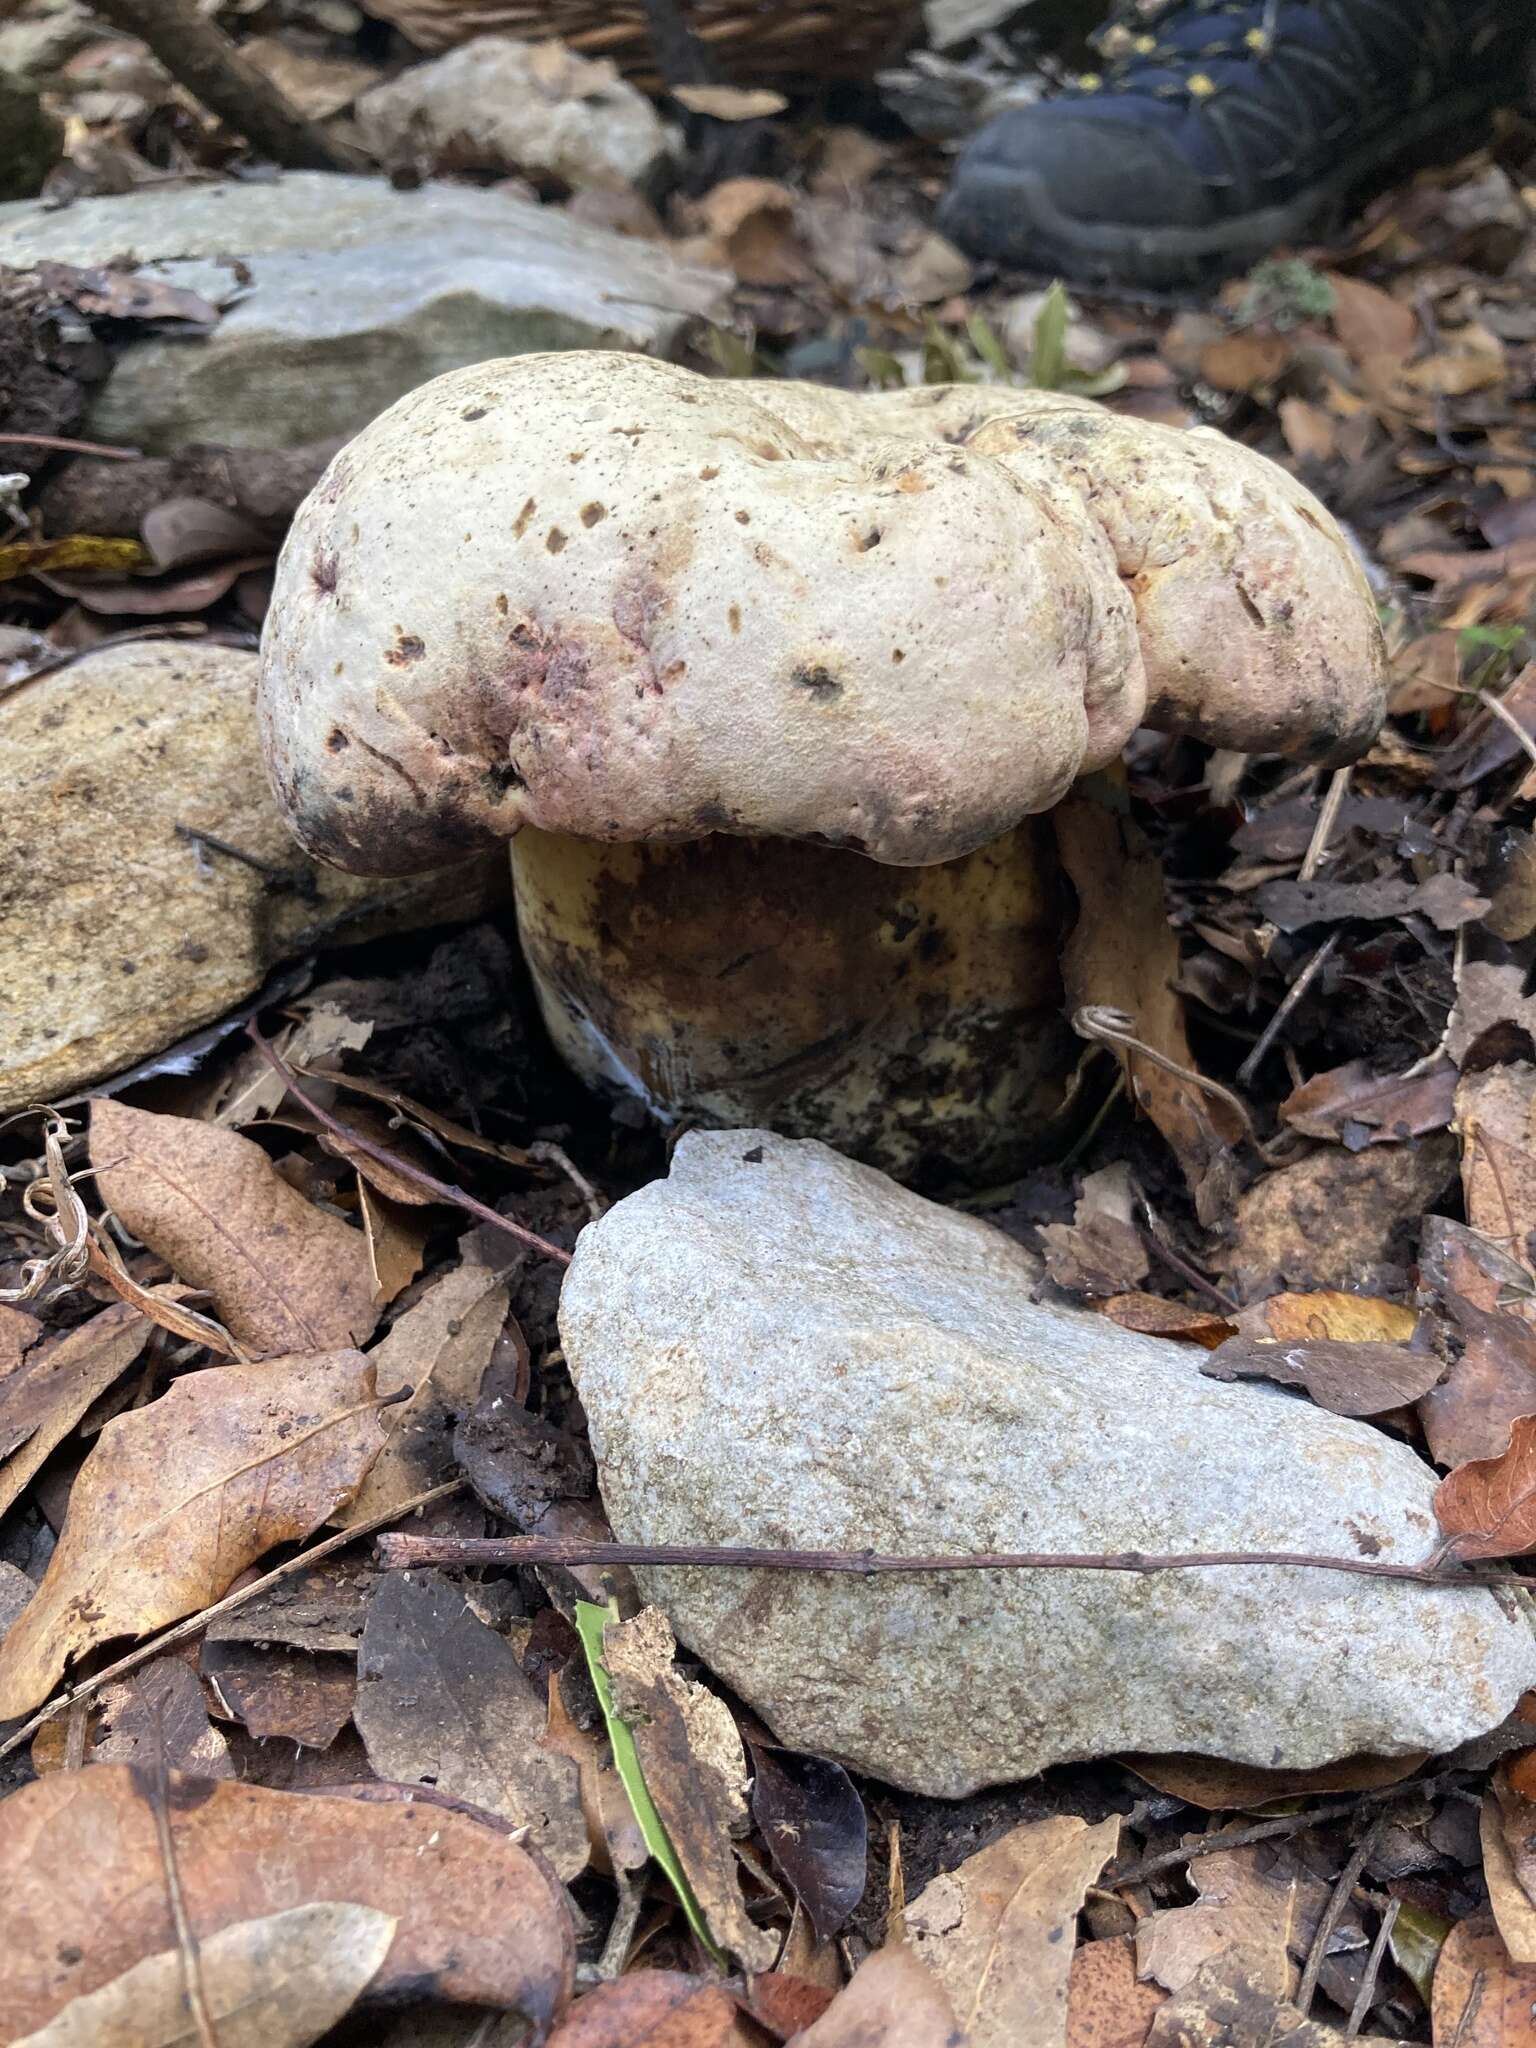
[91,1099,379,1359]
[1279,1060,1457,1148]
[0,1304,151,1519]
[1200,1334,1442,1416]
[792,1943,961,2048]
[907,1812,1121,2048]
[545,1973,762,2047]
[0,1765,575,2035]
[11,1901,395,2048]
[1434,1412,1536,1563]
[0,1350,388,1718]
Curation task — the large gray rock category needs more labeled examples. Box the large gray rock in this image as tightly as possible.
[561,1131,1536,1796]
[0,174,727,451]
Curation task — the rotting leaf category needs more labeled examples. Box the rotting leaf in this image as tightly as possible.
[0,1349,387,1718]
[1098,1295,1234,1347]
[1067,1936,1169,2048]
[1430,1915,1536,2047]
[201,1639,355,1751]
[1238,1293,1418,1345]
[545,1973,762,2048]
[341,1258,509,1524]
[1419,1219,1536,1467]
[354,1566,587,1880]
[1279,1059,1458,1148]
[1135,1843,1317,1998]
[91,1100,379,1359]
[1040,1163,1151,1299]
[90,1656,234,1779]
[543,1671,648,1880]
[747,1736,867,1948]
[1434,1411,1536,1561]
[600,1602,779,1972]
[10,1901,396,2048]
[0,1303,149,1519]
[1123,1751,1422,1811]
[0,1765,575,2035]
[793,1944,961,2048]
[906,1812,1121,2048]
[575,1599,725,1967]
[1200,1333,1441,1415]
[1458,1066,1536,1266]
[1255,872,1487,933]
[358,1181,430,1305]
[1147,1944,1373,2048]
[0,535,149,584]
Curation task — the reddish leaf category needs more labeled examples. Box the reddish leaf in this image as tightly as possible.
[1435,1413,1536,1560]
[547,1972,760,2047]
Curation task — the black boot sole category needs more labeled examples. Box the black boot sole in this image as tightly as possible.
[939,79,1516,289]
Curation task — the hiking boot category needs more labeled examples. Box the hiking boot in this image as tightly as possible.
[938,0,1534,287]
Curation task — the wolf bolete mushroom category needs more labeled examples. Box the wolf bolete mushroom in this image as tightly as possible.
[259,352,1384,1181]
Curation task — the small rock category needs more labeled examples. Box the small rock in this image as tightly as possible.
[0,639,501,1110]
[355,37,675,191]
[561,1131,1536,1796]
[0,173,727,451]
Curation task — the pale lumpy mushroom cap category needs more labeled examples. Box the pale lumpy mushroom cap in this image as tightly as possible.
[260,352,1384,874]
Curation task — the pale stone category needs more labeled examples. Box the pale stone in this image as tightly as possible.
[0,640,498,1110]
[0,174,728,451]
[354,37,675,192]
[560,1130,1536,1796]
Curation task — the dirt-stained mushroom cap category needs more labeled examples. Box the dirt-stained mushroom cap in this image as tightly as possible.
[260,353,1385,874]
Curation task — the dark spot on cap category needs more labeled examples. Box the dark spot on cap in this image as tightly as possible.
[485,760,526,795]
[743,1145,765,1163]
[310,551,338,596]
[177,939,209,963]
[326,727,350,752]
[728,604,741,634]
[461,405,487,421]
[793,663,842,701]
[513,498,537,539]
[547,528,568,554]
[700,465,720,480]
[581,502,608,528]
[891,648,905,663]
[854,526,883,552]
[735,509,751,525]
[385,631,426,667]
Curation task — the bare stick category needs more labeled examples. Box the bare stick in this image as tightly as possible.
[1236,932,1339,1091]
[0,1479,462,1760]
[148,1718,219,2048]
[1297,1815,1384,2014]
[1346,1896,1399,2037]
[0,432,139,460]
[83,0,354,169]
[375,1531,1519,1587]
[1299,765,1353,882]
[246,1025,572,1266]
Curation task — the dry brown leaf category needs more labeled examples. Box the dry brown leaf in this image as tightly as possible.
[907,1812,1121,2048]
[1431,1914,1536,2046]
[358,1181,430,1305]
[1058,792,1240,1209]
[694,176,811,286]
[1136,1846,1308,1999]
[1201,1333,1440,1415]
[1483,1788,1536,1964]
[1435,1411,1536,1561]
[1277,399,1337,464]
[0,1303,149,1519]
[91,1100,379,1359]
[0,1350,386,1718]
[212,1005,374,1126]
[1148,1945,1380,2048]
[0,1306,40,1374]
[546,1973,761,2048]
[12,1901,396,2048]
[1198,329,1294,394]
[0,1765,575,2036]
[1067,1936,1169,2048]
[545,1670,648,1879]
[793,1944,961,2048]
[1097,1296,1234,1348]
[201,1639,355,1750]
[341,1259,508,1524]
[1325,273,1419,364]
[354,1566,587,1880]
[1123,1751,1422,1811]
[1279,1058,1457,1146]
[1459,1066,1536,1268]
[90,1656,234,1779]
[602,1603,779,1972]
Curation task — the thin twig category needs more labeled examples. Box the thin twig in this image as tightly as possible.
[529,1140,607,1223]
[1136,1220,1240,1314]
[1418,674,1536,773]
[1072,1006,1289,1162]
[1297,1815,1384,2014]
[1346,1896,1399,2037]
[0,432,140,460]
[0,1479,462,1760]
[245,1025,572,1267]
[148,1712,220,2048]
[374,1531,1518,1587]
[1236,933,1339,1091]
[1299,766,1353,883]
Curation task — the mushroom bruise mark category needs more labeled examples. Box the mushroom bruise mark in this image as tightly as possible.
[461,405,488,422]
[547,528,569,555]
[326,727,350,753]
[613,577,669,699]
[793,664,842,702]
[581,503,608,528]
[512,498,537,539]
[310,550,339,596]
[728,605,742,635]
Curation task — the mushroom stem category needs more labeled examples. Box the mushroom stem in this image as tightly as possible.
[510,821,1081,1184]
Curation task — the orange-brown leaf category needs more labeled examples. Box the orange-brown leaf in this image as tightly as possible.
[1434,1412,1536,1562]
